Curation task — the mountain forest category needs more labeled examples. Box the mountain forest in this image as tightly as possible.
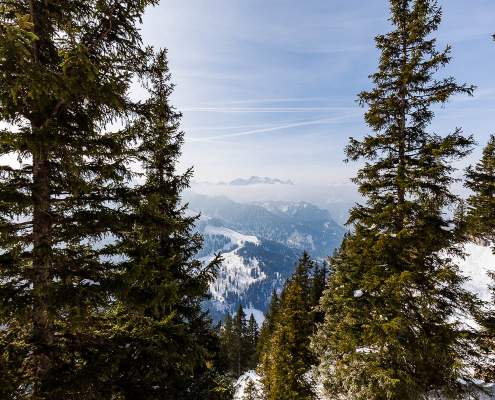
[0,0,494,399]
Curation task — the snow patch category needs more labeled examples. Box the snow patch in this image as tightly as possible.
[234,370,262,400]
[454,242,494,303]
[244,306,265,326]
[210,252,266,302]
[204,225,260,246]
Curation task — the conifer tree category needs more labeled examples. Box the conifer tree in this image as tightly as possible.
[465,135,495,381]
[246,314,260,370]
[102,49,222,399]
[220,313,236,375]
[219,305,256,378]
[257,290,280,359]
[243,380,262,400]
[313,1,480,399]
[260,254,318,400]
[309,263,327,326]
[233,305,249,377]
[0,1,159,397]
[465,135,495,243]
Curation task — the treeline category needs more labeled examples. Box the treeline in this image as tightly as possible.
[219,305,259,378]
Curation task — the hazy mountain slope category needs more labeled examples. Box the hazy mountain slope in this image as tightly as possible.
[187,193,345,259]
[186,193,345,322]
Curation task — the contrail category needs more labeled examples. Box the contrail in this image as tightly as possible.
[187,114,356,143]
[182,106,356,113]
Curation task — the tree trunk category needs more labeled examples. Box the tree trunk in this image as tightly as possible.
[31,133,54,397]
[29,1,54,395]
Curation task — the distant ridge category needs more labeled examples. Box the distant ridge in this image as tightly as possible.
[228,176,294,186]
[194,176,294,186]
[184,192,346,322]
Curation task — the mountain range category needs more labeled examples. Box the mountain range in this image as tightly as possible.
[185,193,346,322]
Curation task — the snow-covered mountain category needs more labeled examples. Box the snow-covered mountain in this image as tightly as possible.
[185,193,346,322]
[189,194,345,259]
[229,176,294,186]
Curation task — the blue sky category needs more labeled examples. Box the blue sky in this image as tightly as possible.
[141,0,495,187]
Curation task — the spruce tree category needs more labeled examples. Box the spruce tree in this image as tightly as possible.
[465,135,495,243]
[220,306,254,378]
[313,1,480,399]
[260,254,318,400]
[220,313,236,374]
[233,305,249,377]
[102,49,222,399]
[243,380,262,400]
[309,263,327,326]
[0,1,159,397]
[257,290,280,359]
[465,135,495,382]
[246,314,260,370]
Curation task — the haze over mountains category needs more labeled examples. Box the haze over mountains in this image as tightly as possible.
[198,176,295,186]
[184,192,346,322]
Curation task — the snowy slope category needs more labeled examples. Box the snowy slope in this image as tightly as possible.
[233,371,495,400]
[207,225,265,302]
[189,194,345,323]
[455,242,494,303]
[204,225,260,248]
[234,371,263,400]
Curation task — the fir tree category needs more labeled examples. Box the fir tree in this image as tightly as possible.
[257,289,280,359]
[233,305,249,377]
[219,305,256,378]
[246,314,260,370]
[243,380,262,400]
[0,1,159,397]
[260,254,318,400]
[103,49,222,399]
[465,135,495,243]
[309,263,327,326]
[312,1,480,399]
[465,135,495,381]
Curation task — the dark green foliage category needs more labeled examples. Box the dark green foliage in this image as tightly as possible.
[476,271,495,383]
[247,314,260,370]
[466,135,495,382]
[259,252,322,400]
[313,1,480,399]
[243,380,262,400]
[257,289,280,360]
[0,1,159,397]
[99,49,223,399]
[219,305,259,378]
[0,3,224,398]
[466,135,495,243]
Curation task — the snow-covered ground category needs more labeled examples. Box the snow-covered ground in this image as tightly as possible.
[234,371,262,400]
[233,371,495,400]
[455,242,494,303]
[204,225,260,247]
[205,225,265,303]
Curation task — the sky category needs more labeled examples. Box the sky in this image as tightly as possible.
[140,0,495,194]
